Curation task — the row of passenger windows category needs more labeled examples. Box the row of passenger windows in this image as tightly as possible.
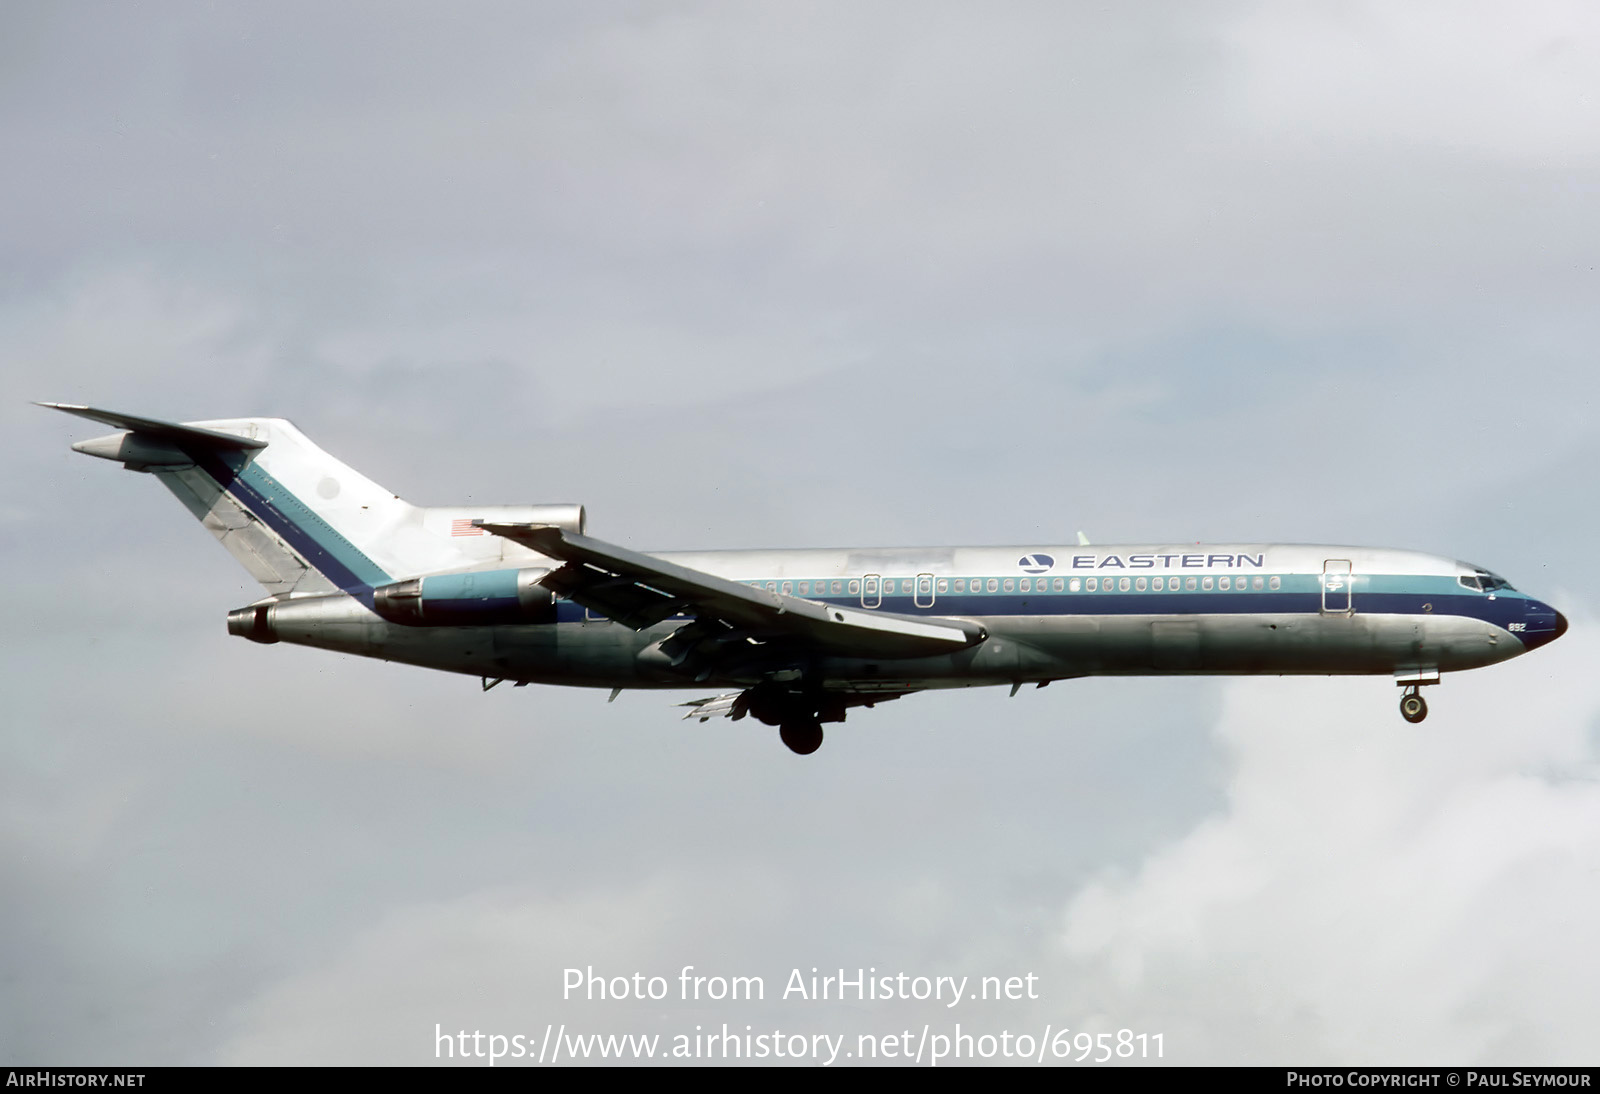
[750,575,1285,595]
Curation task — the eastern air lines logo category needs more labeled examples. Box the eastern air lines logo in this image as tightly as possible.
[1018,553,1055,574]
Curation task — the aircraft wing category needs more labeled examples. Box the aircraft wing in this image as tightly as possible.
[477,523,985,661]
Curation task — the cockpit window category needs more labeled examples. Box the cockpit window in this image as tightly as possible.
[1460,571,1513,593]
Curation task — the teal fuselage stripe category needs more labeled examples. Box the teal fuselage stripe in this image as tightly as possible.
[189,446,391,594]
[234,462,391,589]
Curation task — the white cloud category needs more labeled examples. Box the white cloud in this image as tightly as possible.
[1226,1,1600,166]
[1057,619,1600,1063]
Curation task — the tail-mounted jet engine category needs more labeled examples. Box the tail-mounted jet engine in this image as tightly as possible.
[484,505,585,536]
[372,568,555,626]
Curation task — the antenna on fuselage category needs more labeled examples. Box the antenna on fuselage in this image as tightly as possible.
[1077,531,1091,546]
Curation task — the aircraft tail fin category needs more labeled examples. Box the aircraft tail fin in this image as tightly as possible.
[44,402,417,598]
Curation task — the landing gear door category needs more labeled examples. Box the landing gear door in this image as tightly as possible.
[1322,559,1353,613]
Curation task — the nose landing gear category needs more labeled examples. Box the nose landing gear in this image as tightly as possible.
[1399,686,1428,723]
[1395,669,1439,724]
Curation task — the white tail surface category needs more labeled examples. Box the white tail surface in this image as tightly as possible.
[53,405,559,596]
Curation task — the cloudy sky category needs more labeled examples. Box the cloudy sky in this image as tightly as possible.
[4,1,1599,1066]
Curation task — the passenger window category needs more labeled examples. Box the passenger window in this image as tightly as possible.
[1253,576,1263,590]
[1020,578,1031,593]
[1202,576,1213,590]
[766,582,777,592]
[782,582,792,595]
[1086,577,1098,592]
[1186,577,1197,591]
[1269,576,1281,590]
[987,578,998,593]
[955,579,965,593]
[848,580,859,594]
[832,581,842,595]
[1135,577,1147,591]
[1054,578,1064,591]
[937,579,948,593]
[1152,576,1164,591]
[1003,579,1015,592]
[1219,576,1230,591]
[1119,577,1131,592]
[1069,578,1081,592]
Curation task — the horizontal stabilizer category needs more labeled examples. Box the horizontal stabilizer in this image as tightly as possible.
[37,402,266,451]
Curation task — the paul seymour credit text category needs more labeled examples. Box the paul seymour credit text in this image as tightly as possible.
[434,966,1165,1065]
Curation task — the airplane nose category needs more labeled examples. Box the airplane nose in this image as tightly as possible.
[1517,603,1567,650]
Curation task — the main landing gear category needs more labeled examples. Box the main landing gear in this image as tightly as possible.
[741,682,846,755]
[733,681,900,755]
[779,720,824,755]
[1399,686,1428,724]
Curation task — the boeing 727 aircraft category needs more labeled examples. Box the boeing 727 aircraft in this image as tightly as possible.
[44,403,1568,754]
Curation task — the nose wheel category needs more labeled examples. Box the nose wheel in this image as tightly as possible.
[1399,687,1428,724]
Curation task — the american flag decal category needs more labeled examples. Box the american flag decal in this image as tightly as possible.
[451,518,485,536]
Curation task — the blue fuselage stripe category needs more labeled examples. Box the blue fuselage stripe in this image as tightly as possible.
[838,590,1532,629]
[551,582,1544,635]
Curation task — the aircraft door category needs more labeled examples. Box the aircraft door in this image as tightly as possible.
[915,573,935,608]
[1322,559,1353,613]
[862,574,882,609]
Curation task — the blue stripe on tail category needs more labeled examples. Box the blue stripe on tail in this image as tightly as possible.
[191,447,392,599]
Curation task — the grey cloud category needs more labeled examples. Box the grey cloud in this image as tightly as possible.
[5,0,1598,1066]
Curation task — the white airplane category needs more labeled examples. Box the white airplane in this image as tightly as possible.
[44,403,1568,754]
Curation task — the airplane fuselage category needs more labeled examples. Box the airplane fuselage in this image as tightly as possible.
[259,542,1562,692]
[47,404,1567,752]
